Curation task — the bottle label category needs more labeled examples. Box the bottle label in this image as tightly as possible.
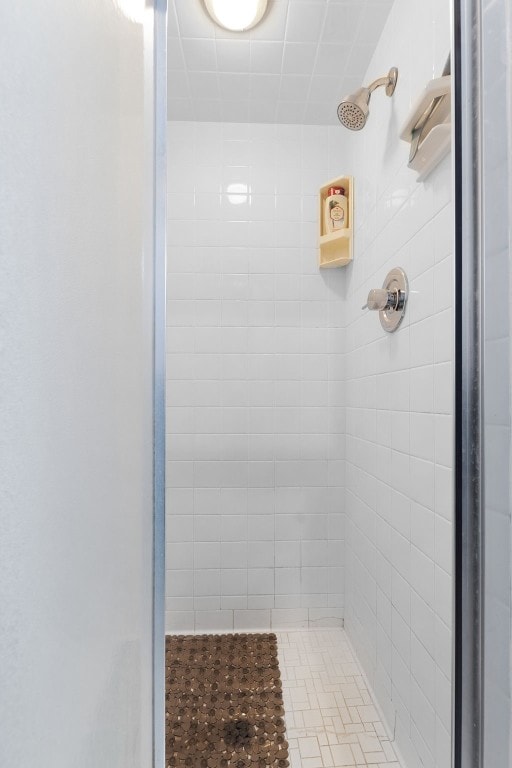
[329,200,345,229]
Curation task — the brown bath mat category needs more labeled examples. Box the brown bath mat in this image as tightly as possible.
[165,633,289,768]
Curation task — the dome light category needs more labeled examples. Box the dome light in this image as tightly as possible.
[203,0,268,32]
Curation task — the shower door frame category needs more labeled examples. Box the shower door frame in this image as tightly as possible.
[453,0,484,765]
[151,1,167,766]
[453,0,511,766]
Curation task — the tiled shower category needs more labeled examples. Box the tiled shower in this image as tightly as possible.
[166,120,347,632]
[2,0,512,765]
[166,0,453,767]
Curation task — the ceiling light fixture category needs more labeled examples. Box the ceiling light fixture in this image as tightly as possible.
[203,0,268,32]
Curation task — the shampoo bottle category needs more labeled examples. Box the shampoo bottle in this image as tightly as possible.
[324,186,348,233]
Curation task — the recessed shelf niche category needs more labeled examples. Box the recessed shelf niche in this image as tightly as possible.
[318,175,354,268]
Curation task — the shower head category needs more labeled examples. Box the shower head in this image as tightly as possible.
[337,86,371,130]
[337,67,398,130]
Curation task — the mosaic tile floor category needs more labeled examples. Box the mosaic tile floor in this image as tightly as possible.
[276,630,401,768]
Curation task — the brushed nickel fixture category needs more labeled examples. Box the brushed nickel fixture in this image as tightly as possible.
[337,67,398,130]
[362,267,408,332]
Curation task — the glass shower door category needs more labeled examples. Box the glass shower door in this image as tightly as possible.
[0,2,166,766]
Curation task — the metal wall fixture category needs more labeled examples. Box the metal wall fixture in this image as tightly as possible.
[362,267,409,332]
[337,67,398,130]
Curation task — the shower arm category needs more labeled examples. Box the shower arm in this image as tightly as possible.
[367,76,389,93]
[367,67,398,96]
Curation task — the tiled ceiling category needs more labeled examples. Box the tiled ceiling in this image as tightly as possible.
[168,0,395,124]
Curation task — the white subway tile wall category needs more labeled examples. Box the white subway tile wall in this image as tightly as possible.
[166,2,455,766]
[166,121,349,635]
[339,1,453,767]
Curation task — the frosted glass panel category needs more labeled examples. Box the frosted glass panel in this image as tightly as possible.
[0,2,156,765]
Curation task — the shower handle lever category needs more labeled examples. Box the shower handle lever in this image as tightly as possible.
[361,287,403,311]
[362,268,409,333]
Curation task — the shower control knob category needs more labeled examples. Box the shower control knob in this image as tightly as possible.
[362,288,397,311]
[361,267,409,333]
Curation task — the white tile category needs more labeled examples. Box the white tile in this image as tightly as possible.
[188,71,220,101]
[314,43,352,76]
[167,515,193,543]
[275,540,301,567]
[433,362,453,415]
[166,97,453,768]
[194,610,234,631]
[248,568,275,595]
[194,569,220,597]
[248,594,274,610]
[322,3,364,45]
[249,41,283,74]
[166,542,194,570]
[166,611,195,633]
[410,503,435,560]
[248,514,275,540]
[220,567,247,597]
[409,412,435,461]
[272,608,309,629]
[434,515,452,574]
[282,43,318,76]
[298,737,321,759]
[194,515,221,541]
[409,456,435,510]
[181,38,217,71]
[194,542,221,569]
[216,40,251,73]
[434,566,452,628]
[248,540,275,568]
[221,542,248,569]
[285,3,326,43]
[278,76,311,104]
[234,609,271,630]
[410,546,435,608]
[166,570,194,598]
[194,596,220,611]
[276,568,301,594]
[308,607,344,627]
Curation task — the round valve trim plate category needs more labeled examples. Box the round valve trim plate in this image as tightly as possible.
[379,267,408,332]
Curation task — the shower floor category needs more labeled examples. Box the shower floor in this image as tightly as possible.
[276,630,400,768]
[165,628,401,768]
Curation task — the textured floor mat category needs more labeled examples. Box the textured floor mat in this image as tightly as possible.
[165,633,289,768]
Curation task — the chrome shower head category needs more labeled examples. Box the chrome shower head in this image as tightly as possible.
[337,67,398,130]
[337,87,371,130]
